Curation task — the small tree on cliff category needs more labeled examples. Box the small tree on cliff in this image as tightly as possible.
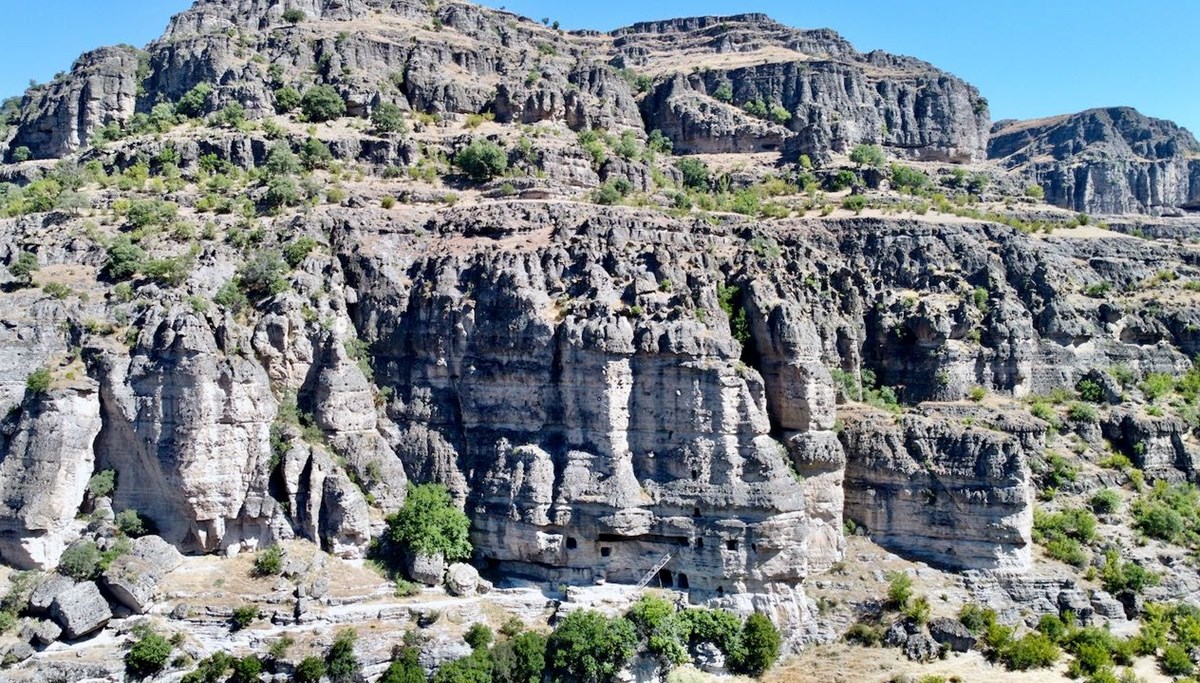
[385,483,471,561]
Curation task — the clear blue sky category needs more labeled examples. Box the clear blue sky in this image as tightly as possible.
[3,0,1197,135]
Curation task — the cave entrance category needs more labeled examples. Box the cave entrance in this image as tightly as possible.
[658,568,674,588]
[677,573,690,590]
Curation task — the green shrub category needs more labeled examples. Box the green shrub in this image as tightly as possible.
[300,137,333,170]
[1132,482,1200,545]
[116,509,153,537]
[8,251,39,285]
[491,631,546,683]
[264,141,302,176]
[1026,184,1045,200]
[903,596,931,625]
[326,628,360,683]
[59,541,101,580]
[1077,378,1105,403]
[464,623,493,650]
[274,86,301,113]
[886,571,912,609]
[385,484,471,561]
[546,610,637,683]
[968,386,987,402]
[958,604,997,634]
[214,280,250,312]
[237,251,289,302]
[372,103,407,133]
[676,158,710,190]
[1160,643,1195,676]
[88,469,116,498]
[105,237,147,280]
[1141,373,1174,401]
[1090,489,1121,515]
[998,632,1060,671]
[849,144,885,168]
[294,656,327,683]
[841,194,867,214]
[1036,614,1067,642]
[1067,402,1099,423]
[26,367,52,395]
[176,83,213,119]
[230,604,260,630]
[1100,549,1159,595]
[125,630,172,679]
[283,9,306,24]
[282,237,318,268]
[455,139,508,181]
[728,613,781,677]
[845,621,883,646]
[432,649,492,683]
[11,146,32,163]
[890,164,929,192]
[253,545,284,577]
[380,647,424,683]
[182,652,234,683]
[301,85,346,122]
[626,595,687,666]
[712,83,733,103]
[228,656,262,683]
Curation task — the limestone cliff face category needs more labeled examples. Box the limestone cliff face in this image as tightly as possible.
[989,107,1200,215]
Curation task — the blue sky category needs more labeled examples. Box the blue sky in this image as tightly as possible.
[2,0,1197,135]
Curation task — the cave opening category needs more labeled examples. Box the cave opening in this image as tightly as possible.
[658,568,674,588]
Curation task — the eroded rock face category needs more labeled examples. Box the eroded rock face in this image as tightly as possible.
[0,385,102,569]
[99,535,183,614]
[49,581,111,640]
[990,107,1200,215]
[839,406,1038,570]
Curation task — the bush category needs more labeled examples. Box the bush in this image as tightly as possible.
[432,649,492,683]
[385,483,472,561]
[253,545,283,577]
[1160,643,1195,676]
[380,647,425,683]
[849,144,885,168]
[726,613,781,677]
[274,86,301,113]
[26,368,52,395]
[372,103,407,133]
[455,139,508,182]
[8,251,38,285]
[1132,482,1200,545]
[712,83,733,103]
[1026,184,1045,200]
[283,237,318,268]
[833,170,858,191]
[1090,489,1121,515]
[546,610,637,683]
[1067,402,1098,423]
[229,656,262,683]
[176,83,213,119]
[890,164,929,192]
[841,194,867,214]
[125,630,172,679]
[968,386,987,402]
[492,631,547,683]
[214,280,250,313]
[182,652,234,683]
[998,632,1060,671]
[593,178,632,205]
[886,572,912,608]
[300,137,333,170]
[464,623,493,651]
[626,595,688,666]
[676,158,710,190]
[1077,378,1105,403]
[1100,549,1159,595]
[283,8,306,24]
[88,469,116,498]
[301,85,346,122]
[845,621,883,646]
[11,146,31,162]
[903,596,931,625]
[326,628,360,683]
[294,656,327,683]
[105,237,147,280]
[116,509,153,537]
[958,604,998,634]
[237,252,289,302]
[59,542,101,580]
[1141,373,1174,401]
[230,604,259,630]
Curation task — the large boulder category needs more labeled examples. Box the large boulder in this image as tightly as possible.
[50,581,112,639]
[28,573,75,613]
[18,618,62,647]
[928,617,975,653]
[100,535,184,613]
[405,552,445,587]
[444,563,481,597]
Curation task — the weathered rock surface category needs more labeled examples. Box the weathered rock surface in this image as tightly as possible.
[990,107,1200,215]
[49,581,111,639]
[99,535,183,613]
[928,617,974,653]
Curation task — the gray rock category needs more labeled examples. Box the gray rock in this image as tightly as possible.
[18,618,62,646]
[883,621,909,648]
[1090,590,1128,621]
[928,617,975,653]
[28,574,76,613]
[690,641,726,673]
[406,553,446,587]
[444,563,481,597]
[50,581,112,639]
[100,535,183,613]
[904,632,941,663]
[4,640,34,663]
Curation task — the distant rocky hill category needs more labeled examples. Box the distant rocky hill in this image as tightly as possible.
[0,1,1198,681]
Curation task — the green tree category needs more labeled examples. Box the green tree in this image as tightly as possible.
[229,656,262,683]
[300,137,333,170]
[455,139,508,182]
[8,251,39,286]
[372,103,407,133]
[433,649,493,683]
[713,83,733,103]
[283,9,307,24]
[265,176,302,210]
[283,237,319,268]
[728,613,781,677]
[26,367,52,395]
[263,141,301,176]
[301,85,346,122]
[849,144,885,168]
[176,83,214,119]
[294,656,327,683]
[546,610,636,683]
[326,628,360,683]
[675,157,710,190]
[125,630,172,679]
[11,146,31,162]
[105,236,147,280]
[230,604,259,630]
[274,86,302,113]
[253,545,284,576]
[381,647,426,683]
[492,632,547,683]
[59,541,101,580]
[237,251,289,302]
[386,484,472,561]
[465,623,494,650]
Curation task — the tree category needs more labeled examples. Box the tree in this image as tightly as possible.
[1026,184,1046,200]
[432,649,493,683]
[237,251,289,302]
[229,656,262,683]
[380,648,425,683]
[675,157,710,190]
[125,630,172,679]
[300,137,333,170]
[849,144,885,168]
[372,103,407,133]
[11,146,31,162]
[301,85,346,122]
[465,623,494,650]
[386,483,472,561]
[105,237,146,281]
[265,176,303,210]
[294,656,327,683]
[492,631,547,683]
[8,251,38,286]
[176,83,214,119]
[728,613,781,677]
[59,542,101,580]
[230,604,259,630]
[326,628,360,683]
[253,545,284,576]
[546,610,637,683]
[264,141,302,176]
[26,368,52,395]
[274,86,302,113]
[283,8,307,24]
[455,139,508,182]
[713,83,733,103]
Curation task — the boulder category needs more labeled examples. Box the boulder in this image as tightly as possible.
[4,641,34,663]
[445,563,481,596]
[28,573,75,613]
[50,581,112,639]
[18,618,62,647]
[406,552,445,587]
[691,641,726,673]
[904,632,940,662]
[928,617,975,653]
[100,535,183,613]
